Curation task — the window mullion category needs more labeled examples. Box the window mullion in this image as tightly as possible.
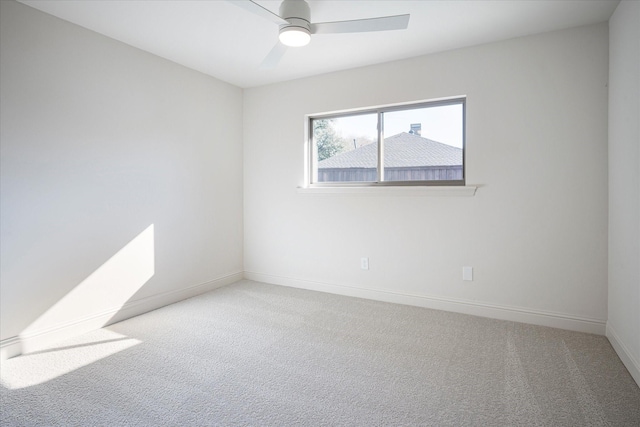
[377,111,384,182]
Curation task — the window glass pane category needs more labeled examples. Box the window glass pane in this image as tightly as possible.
[313,113,378,183]
[382,103,463,182]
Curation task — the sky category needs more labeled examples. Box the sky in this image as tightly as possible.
[331,103,464,148]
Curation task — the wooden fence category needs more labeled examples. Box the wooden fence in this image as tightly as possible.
[317,166,463,182]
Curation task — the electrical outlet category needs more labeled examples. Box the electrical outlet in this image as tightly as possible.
[463,266,473,281]
[361,257,369,270]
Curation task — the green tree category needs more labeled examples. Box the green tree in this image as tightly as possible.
[314,119,347,161]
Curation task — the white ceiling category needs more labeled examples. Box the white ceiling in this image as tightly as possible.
[19,0,619,88]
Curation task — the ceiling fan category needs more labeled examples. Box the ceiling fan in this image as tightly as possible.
[230,0,410,68]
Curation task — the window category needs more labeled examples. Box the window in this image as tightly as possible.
[309,98,465,186]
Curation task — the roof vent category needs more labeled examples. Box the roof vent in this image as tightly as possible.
[409,123,421,136]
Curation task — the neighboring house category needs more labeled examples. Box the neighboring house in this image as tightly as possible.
[317,132,463,182]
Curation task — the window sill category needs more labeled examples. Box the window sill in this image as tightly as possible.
[296,185,477,196]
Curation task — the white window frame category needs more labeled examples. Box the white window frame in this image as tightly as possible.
[307,97,466,187]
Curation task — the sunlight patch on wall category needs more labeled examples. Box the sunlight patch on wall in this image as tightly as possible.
[20,225,155,351]
[0,329,141,389]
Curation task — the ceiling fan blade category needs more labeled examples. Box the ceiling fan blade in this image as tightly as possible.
[228,0,287,25]
[311,14,410,34]
[259,42,288,69]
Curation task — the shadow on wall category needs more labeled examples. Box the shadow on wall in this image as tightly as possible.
[14,224,155,356]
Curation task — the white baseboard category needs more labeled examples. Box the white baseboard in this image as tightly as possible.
[0,271,243,360]
[0,337,21,361]
[244,271,607,335]
[3,271,610,362]
[606,323,640,387]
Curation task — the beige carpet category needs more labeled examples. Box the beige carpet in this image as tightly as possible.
[1,280,639,426]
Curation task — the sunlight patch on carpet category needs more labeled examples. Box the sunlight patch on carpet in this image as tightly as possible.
[0,329,141,390]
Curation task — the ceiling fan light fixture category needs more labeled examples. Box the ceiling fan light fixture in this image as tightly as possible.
[228,0,410,68]
[279,26,311,47]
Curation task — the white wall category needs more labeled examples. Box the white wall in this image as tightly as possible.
[607,0,640,385]
[0,1,244,356]
[244,23,609,334]
[0,0,618,362]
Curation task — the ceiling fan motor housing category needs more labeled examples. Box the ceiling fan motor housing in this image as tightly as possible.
[279,0,311,34]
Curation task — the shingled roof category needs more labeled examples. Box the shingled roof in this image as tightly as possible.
[318,132,462,169]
